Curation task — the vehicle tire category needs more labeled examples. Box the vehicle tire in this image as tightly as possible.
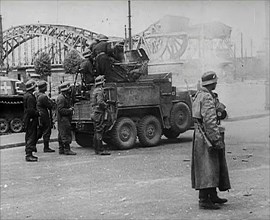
[75,132,94,148]
[163,128,180,139]
[0,118,9,134]
[137,115,162,147]
[10,118,23,133]
[111,117,137,150]
[170,102,192,133]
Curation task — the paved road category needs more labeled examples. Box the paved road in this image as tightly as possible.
[1,117,269,220]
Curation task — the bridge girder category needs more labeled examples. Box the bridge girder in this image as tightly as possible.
[2,24,98,65]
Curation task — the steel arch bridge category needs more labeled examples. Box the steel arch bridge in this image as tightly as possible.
[1,17,233,68]
[2,24,99,67]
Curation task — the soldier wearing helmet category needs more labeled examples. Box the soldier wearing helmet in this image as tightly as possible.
[56,82,76,155]
[191,71,231,210]
[23,79,39,162]
[36,80,55,153]
[79,49,95,86]
[90,34,115,82]
[91,75,111,155]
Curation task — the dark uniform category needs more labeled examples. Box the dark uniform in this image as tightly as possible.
[23,79,39,162]
[191,71,230,210]
[57,82,76,155]
[80,50,95,85]
[36,81,55,153]
[91,34,116,82]
[91,75,110,155]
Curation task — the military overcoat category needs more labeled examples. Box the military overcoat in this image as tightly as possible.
[57,93,73,144]
[191,86,231,191]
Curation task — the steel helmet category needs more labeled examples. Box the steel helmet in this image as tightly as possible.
[60,81,71,92]
[25,79,37,91]
[201,71,218,86]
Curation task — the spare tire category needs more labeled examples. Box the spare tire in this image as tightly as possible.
[169,102,192,133]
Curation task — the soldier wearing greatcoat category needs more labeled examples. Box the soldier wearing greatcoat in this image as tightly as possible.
[36,80,55,153]
[191,71,231,209]
[23,79,39,162]
[91,75,111,155]
[56,82,76,155]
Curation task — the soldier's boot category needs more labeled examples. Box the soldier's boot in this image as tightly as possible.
[209,187,228,204]
[64,144,77,155]
[93,136,100,155]
[43,141,55,153]
[97,140,110,156]
[199,189,220,210]
[25,152,38,162]
[59,142,65,154]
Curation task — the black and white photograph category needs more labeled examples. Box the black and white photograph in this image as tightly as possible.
[0,0,269,219]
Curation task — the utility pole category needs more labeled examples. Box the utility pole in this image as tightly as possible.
[124,25,128,51]
[128,0,132,50]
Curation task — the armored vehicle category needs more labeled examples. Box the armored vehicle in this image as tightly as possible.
[0,76,25,134]
[71,49,194,149]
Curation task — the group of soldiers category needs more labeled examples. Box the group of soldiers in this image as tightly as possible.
[79,33,125,87]
[23,79,73,162]
[23,33,118,162]
[23,74,110,162]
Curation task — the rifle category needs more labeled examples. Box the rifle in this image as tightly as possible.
[194,119,213,149]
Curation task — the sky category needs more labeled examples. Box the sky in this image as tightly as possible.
[0,0,268,55]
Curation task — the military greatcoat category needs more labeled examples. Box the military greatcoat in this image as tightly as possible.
[36,92,54,142]
[23,91,39,154]
[57,93,73,145]
[191,86,231,191]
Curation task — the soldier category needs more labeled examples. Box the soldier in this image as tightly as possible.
[79,49,95,86]
[23,79,39,162]
[91,75,111,155]
[191,71,231,210]
[90,34,115,82]
[36,80,55,153]
[57,82,76,155]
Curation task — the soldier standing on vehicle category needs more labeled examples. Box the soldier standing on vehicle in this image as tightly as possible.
[23,79,39,162]
[36,80,55,153]
[79,49,95,86]
[57,82,76,155]
[91,75,111,156]
[90,34,115,82]
[191,71,231,210]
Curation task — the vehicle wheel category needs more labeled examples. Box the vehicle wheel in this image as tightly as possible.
[111,117,137,150]
[170,102,192,133]
[10,118,23,133]
[137,115,162,147]
[75,132,93,148]
[0,118,9,134]
[163,128,180,139]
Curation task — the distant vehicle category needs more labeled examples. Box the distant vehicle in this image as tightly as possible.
[71,49,194,150]
[0,76,25,134]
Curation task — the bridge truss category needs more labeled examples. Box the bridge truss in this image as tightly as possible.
[2,24,98,67]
